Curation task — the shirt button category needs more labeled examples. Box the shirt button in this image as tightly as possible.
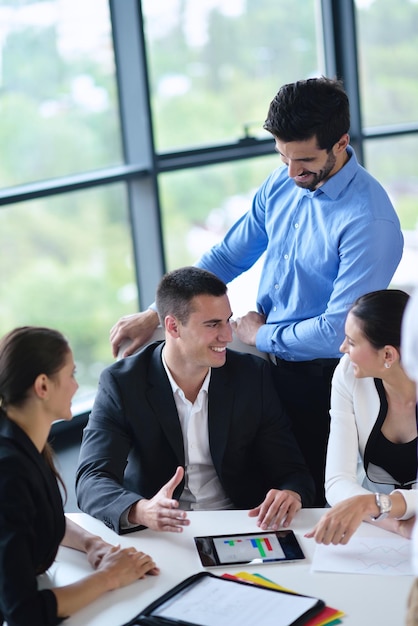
[274,284,279,289]
[284,254,289,259]
[295,223,299,228]
[273,306,277,311]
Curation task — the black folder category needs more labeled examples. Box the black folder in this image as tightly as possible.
[122,571,325,626]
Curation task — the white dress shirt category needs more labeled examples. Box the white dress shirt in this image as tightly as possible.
[162,350,233,511]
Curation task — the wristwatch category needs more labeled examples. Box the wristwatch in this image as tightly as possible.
[371,492,392,521]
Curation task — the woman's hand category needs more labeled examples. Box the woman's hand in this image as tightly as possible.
[306,494,414,545]
[305,495,372,545]
[53,543,159,618]
[84,535,115,569]
[62,517,160,575]
[96,545,159,591]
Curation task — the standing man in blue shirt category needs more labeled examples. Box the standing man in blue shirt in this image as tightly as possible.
[110,77,403,505]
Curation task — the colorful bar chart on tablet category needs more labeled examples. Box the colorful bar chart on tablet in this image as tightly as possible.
[214,534,285,563]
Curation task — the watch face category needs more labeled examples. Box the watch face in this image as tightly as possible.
[371,493,393,521]
[379,494,392,513]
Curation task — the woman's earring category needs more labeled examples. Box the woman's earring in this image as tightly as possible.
[384,362,391,369]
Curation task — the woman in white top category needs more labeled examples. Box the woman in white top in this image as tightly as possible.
[306,289,417,545]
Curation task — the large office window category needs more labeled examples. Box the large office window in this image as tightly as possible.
[1,0,417,413]
[143,0,322,150]
[355,0,418,128]
[0,0,122,186]
[0,0,136,408]
[0,185,135,396]
[354,0,418,291]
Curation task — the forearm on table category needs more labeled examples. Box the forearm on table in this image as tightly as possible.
[53,571,114,619]
[61,517,102,553]
[371,515,415,539]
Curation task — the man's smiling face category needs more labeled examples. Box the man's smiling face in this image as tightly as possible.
[174,293,233,371]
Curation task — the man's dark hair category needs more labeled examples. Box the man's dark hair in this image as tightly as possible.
[263,76,350,151]
[156,266,227,325]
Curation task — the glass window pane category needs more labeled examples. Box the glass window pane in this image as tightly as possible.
[159,156,279,314]
[0,0,122,187]
[364,135,418,292]
[142,0,323,151]
[355,0,418,127]
[0,185,137,409]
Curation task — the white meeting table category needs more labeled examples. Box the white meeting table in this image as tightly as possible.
[40,509,413,626]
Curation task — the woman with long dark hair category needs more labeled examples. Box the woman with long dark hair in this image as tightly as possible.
[307,290,417,545]
[0,326,159,626]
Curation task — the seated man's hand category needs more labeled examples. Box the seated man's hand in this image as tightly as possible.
[110,309,159,358]
[128,466,190,532]
[248,489,302,530]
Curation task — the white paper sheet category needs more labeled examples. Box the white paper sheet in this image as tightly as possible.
[311,534,413,575]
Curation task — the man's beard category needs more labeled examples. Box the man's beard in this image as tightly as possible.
[293,150,336,191]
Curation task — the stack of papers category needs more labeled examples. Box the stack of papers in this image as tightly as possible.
[222,571,344,626]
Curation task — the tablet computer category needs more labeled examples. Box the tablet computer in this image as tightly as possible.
[194,529,305,568]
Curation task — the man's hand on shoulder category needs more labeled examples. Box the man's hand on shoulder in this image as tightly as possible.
[128,467,190,533]
[110,309,160,358]
[248,489,302,530]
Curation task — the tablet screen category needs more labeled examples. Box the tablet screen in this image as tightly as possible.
[194,530,305,567]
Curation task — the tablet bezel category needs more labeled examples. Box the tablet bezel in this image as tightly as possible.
[193,529,305,568]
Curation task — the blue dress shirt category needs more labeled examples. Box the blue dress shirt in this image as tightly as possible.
[196,146,403,361]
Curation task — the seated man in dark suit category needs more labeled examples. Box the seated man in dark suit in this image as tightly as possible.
[76,267,315,534]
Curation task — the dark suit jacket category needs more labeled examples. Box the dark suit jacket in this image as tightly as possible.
[76,342,315,533]
[0,415,65,626]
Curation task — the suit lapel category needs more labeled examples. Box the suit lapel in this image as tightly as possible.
[146,343,185,465]
[207,364,234,472]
